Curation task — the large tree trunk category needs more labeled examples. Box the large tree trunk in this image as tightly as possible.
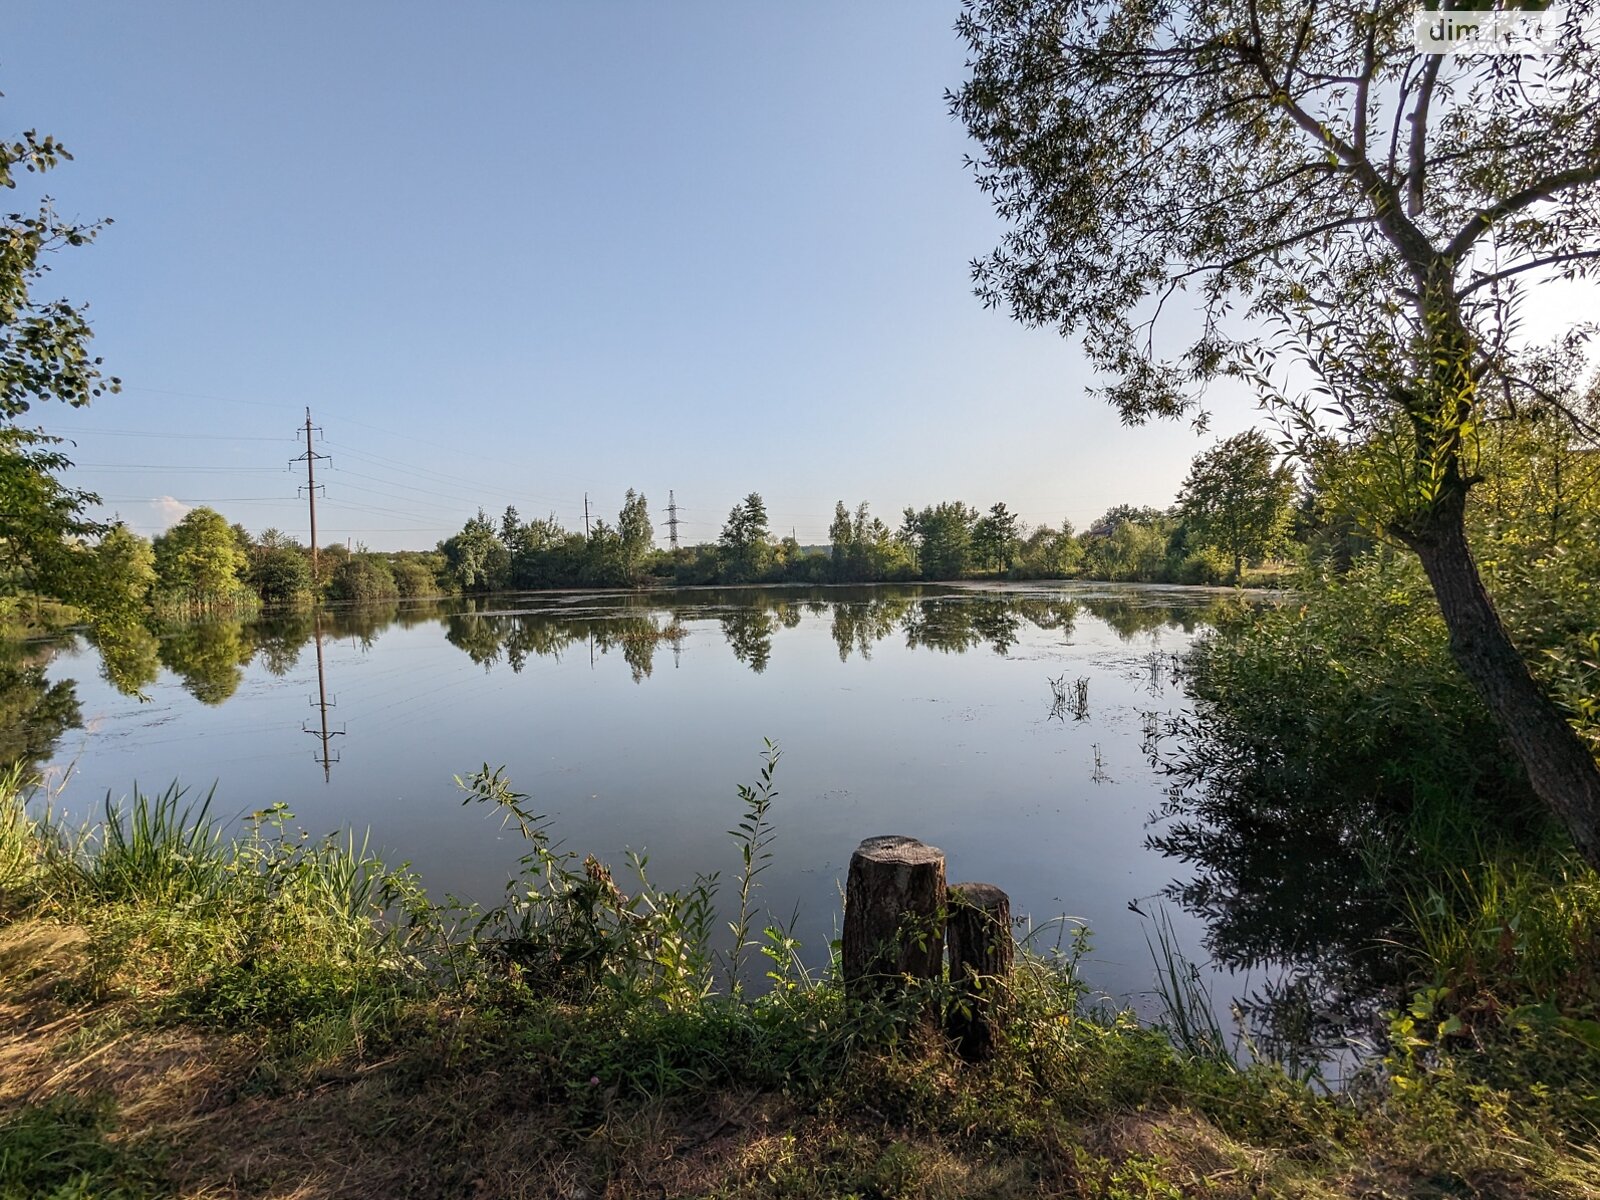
[1402,491,1600,868]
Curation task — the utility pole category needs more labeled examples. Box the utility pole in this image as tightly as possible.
[583,492,591,537]
[290,408,330,585]
[667,490,680,550]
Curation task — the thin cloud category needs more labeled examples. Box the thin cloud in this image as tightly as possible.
[150,495,192,529]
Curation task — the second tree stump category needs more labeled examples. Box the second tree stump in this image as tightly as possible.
[945,881,1013,1061]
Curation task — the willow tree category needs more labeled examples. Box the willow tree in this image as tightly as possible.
[2,122,128,644]
[952,1,1600,861]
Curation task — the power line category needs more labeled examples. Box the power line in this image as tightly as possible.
[326,463,510,508]
[41,427,296,441]
[115,382,634,490]
[323,446,585,515]
[92,496,288,503]
[320,497,440,523]
[66,464,289,472]
[119,384,297,412]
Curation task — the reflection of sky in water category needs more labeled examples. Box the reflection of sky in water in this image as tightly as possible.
[39,583,1257,1028]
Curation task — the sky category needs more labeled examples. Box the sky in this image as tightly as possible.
[1,4,1336,548]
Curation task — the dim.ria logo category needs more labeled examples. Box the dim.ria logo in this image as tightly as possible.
[1413,1,1565,54]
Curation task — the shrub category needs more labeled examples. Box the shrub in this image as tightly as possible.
[326,554,399,604]
[249,545,312,607]
[390,558,438,598]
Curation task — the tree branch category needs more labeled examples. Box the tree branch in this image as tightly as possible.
[1406,54,1442,219]
[1456,247,1600,297]
[1447,163,1600,261]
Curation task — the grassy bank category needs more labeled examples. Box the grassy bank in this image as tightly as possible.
[2,758,1597,1199]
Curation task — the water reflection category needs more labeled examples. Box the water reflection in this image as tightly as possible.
[4,586,1245,777]
[304,615,344,781]
[1146,684,1423,1074]
[0,644,82,777]
[21,584,1392,1062]
[432,587,1225,676]
[157,620,255,705]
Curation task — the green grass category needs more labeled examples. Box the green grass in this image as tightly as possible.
[0,762,39,902]
[0,1095,163,1200]
[75,783,225,906]
[4,752,1600,1197]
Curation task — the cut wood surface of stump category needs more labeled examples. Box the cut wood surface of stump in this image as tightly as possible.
[946,882,1013,1062]
[841,835,946,996]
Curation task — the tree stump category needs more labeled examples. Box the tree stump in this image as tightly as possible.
[841,836,946,1000]
[945,882,1013,1062]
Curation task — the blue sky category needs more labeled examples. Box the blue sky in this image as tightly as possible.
[8,1,1265,549]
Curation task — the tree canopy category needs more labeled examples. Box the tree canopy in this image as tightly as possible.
[0,117,146,663]
[1179,430,1297,580]
[153,507,251,612]
[719,493,772,583]
[954,0,1600,866]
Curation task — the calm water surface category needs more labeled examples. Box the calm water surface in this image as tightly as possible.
[24,583,1269,1021]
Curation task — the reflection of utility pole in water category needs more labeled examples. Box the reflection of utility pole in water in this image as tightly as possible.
[303,614,345,781]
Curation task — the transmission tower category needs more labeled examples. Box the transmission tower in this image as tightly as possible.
[666,490,680,549]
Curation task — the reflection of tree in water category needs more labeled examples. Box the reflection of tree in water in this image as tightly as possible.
[720,609,774,674]
[158,620,255,705]
[121,586,1229,696]
[829,594,913,662]
[444,608,687,682]
[426,588,1220,674]
[507,617,584,671]
[590,615,683,682]
[324,602,401,649]
[902,597,1025,655]
[1148,780,1403,1069]
[253,609,316,677]
[90,622,161,695]
[1078,595,1237,640]
[446,613,528,670]
[0,647,82,775]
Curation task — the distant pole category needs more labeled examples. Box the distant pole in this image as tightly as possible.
[667,490,680,550]
[290,408,330,586]
[584,492,591,537]
[305,411,319,578]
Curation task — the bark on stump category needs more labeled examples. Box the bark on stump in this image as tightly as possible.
[841,836,946,1001]
[945,882,1013,1062]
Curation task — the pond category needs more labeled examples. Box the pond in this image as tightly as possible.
[16,582,1295,1036]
